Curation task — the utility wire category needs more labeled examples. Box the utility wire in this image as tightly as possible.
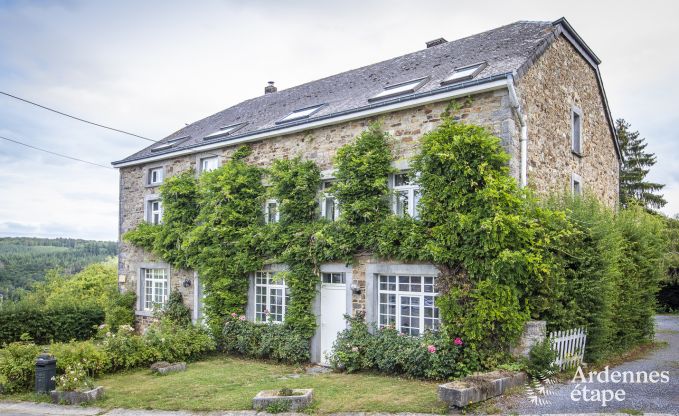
[0,91,158,143]
[0,135,113,169]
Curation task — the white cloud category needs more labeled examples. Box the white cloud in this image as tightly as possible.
[0,0,677,241]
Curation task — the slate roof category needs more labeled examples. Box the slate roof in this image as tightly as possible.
[113,20,574,166]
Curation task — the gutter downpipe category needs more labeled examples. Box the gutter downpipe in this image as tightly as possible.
[507,74,528,188]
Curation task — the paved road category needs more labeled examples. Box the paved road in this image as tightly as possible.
[492,315,679,414]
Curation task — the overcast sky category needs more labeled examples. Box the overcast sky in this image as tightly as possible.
[0,0,677,241]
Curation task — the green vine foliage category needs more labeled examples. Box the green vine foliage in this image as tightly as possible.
[124,113,666,368]
[183,147,265,332]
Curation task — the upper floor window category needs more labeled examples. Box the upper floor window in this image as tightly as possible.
[320,180,339,221]
[141,268,168,311]
[147,199,163,225]
[254,271,289,323]
[572,107,583,155]
[264,199,280,224]
[378,274,439,336]
[200,156,219,173]
[148,167,164,186]
[391,172,420,218]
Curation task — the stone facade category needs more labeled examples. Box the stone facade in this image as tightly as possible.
[517,35,620,207]
[117,35,620,330]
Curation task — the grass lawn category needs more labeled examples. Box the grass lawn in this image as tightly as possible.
[86,355,446,413]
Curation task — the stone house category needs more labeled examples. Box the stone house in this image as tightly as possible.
[112,18,620,364]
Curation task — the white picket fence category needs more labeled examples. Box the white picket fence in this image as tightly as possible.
[549,327,587,370]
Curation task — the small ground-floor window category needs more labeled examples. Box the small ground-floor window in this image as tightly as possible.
[378,274,439,336]
[254,271,289,323]
[142,268,168,311]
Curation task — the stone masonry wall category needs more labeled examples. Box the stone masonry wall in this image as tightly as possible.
[516,35,620,207]
[118,90,514,322]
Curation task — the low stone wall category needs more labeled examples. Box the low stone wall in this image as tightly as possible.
[438,371,527,408]
[510,320,546,358]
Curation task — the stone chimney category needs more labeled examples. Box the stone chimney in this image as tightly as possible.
[426,38,447,48]
[264,81,277,94]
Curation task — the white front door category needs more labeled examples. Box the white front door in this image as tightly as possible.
[320,281,347,365]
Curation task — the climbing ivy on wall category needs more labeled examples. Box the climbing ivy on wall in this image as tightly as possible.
[125,107,667,367]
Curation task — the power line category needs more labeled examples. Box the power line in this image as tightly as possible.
[0,135,113,169]
[0,91,158,143]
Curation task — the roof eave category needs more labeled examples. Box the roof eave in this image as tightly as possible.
[112,75,510,167]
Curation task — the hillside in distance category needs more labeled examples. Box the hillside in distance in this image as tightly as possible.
[0,237,117,300]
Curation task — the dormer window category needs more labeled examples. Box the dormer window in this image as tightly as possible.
[277,104,324,124]
[441,62,487,85]
[203,123,247,141]
[150,136,189,152]
[369,77,429,102]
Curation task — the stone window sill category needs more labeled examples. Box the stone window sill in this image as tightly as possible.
[571,150,583,158]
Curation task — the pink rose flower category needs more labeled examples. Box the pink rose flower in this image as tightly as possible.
[351,346,359,352]
[231,312,238,318]
[239,315,246,321]
[427,345,437,353]
[454,337,463,346]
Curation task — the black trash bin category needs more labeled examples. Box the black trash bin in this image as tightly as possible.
[35,354,56,394]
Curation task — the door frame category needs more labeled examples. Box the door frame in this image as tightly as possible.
[310,263,353,364]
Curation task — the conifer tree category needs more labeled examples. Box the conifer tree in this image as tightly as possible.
[617,118,666,209]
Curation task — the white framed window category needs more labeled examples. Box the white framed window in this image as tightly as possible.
[147,167,164,186]
[277,104,324,124]
[391,172,421,218]
[321,272,346,284]
[200,156,219,173]
[572,107,583,155]
[254,271,289,323]
[264,199,280,224]
[369,77,429,101]
[142,268,169,311]
[378,274,439,336]
[441,62,487,85]
[320,180,339,221]
[147,199,163,224]
[571,173,583,196]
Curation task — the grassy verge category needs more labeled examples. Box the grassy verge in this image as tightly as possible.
[1,355,446,413]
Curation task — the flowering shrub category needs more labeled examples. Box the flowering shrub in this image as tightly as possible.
[54,362,93,392]
[221,315,309,364]
[329,314,470,380]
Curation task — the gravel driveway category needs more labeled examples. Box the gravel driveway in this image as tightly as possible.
[491,315,679,414]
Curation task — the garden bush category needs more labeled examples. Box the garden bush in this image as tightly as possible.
[221,314,309,364]
[329,314,468,380]
[159,290,192,327]
[0,341,41,392]
[525,338,557,378]
[0,304,104,345]
[49,340,110,377]
[144,319,215,362]
[105,291,136,330]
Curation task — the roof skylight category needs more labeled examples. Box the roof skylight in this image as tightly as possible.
[441,62,487,85]
[203,123,247,140]
[277,104,325,124]
[150,136,190,152]
[369,77,429,102]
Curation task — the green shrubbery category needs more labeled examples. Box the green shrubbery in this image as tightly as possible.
[0,320,216,392]
[0,340,41,392]
[221,315,310,364]
[0,304,105,345]
[329,314,468,380]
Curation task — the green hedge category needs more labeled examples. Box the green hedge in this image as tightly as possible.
[0,304,104,345]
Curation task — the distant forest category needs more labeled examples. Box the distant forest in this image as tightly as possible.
[0,237,117,300]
